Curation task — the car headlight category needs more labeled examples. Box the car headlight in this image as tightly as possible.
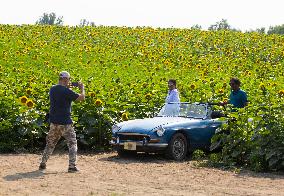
[155,125,165,137]
[112,124,121,133]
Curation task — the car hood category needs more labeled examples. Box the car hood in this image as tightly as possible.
[116,117,200,134]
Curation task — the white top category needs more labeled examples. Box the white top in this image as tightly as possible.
[165,89,180,103]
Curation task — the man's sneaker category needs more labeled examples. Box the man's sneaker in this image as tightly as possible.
[68,166,79,173]
[39,163,46,170]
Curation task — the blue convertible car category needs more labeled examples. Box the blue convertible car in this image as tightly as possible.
[110,102,224,161]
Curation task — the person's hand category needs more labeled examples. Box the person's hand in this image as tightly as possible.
[78,81,84,90]
[76,81,85,101]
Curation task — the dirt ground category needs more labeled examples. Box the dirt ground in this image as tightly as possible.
[0,152,284,196]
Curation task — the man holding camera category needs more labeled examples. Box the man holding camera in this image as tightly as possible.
[39,71,85,172]
[221,77,248,109]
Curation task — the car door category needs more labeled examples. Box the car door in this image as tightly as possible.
[188,119,220,150]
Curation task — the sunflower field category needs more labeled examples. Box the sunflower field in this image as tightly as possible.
[0,24,283,171]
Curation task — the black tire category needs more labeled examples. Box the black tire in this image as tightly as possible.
[117,149,137,157]
[166,133,188,161]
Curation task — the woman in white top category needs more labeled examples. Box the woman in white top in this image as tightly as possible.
[165,79,180,103]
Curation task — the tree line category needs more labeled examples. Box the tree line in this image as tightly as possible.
[36,12,284,35]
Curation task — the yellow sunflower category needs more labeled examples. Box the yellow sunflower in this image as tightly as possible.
[278,90,284,96]
[223,98,228,103]
[95,99,103,106]
[259,83,265,91]
[88,92,96,97]
[190,84,196,90]
[145,93,152,100]
[19,96,28,104]
[26,99,34,108]
[26,88,32,95]
[121,113,128,121]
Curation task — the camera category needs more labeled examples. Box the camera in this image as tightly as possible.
[71,82,79,87]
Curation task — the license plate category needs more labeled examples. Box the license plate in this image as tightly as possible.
[124,142,136,150]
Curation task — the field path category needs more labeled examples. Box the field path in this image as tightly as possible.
[1,152,283,195]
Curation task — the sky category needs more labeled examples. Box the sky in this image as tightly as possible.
[0,0,284,31]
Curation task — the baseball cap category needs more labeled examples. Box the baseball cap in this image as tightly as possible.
[59,71,70,79]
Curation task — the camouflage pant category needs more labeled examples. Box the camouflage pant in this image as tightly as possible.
[40,123,77,168]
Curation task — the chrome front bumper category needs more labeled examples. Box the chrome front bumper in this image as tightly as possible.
[110,140,168,148]
[111,132,168,151]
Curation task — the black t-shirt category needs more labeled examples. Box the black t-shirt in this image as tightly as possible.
[49,85,79,125]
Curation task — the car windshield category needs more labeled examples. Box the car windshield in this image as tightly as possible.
[157,103,208,119]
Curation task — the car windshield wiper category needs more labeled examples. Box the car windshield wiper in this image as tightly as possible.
[185,116,195,118]
[157,115,180,117]
[185,116,205,119]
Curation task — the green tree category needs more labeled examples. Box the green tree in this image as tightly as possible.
[246,27,266,34]
[208,19,239,31]
[190,24,202,30]
[36,12,63,25]
[208,19,230,31]
[267,24,284,35]
[79,19,95,27]
[255,27,266,34]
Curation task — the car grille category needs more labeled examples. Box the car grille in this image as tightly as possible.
[117,133,150,142]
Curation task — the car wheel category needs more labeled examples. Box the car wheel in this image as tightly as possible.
[166,133,187,161]
[117,149,137,157]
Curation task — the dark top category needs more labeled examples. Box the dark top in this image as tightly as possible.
[229,89,248,108]
[49,85,79,125]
